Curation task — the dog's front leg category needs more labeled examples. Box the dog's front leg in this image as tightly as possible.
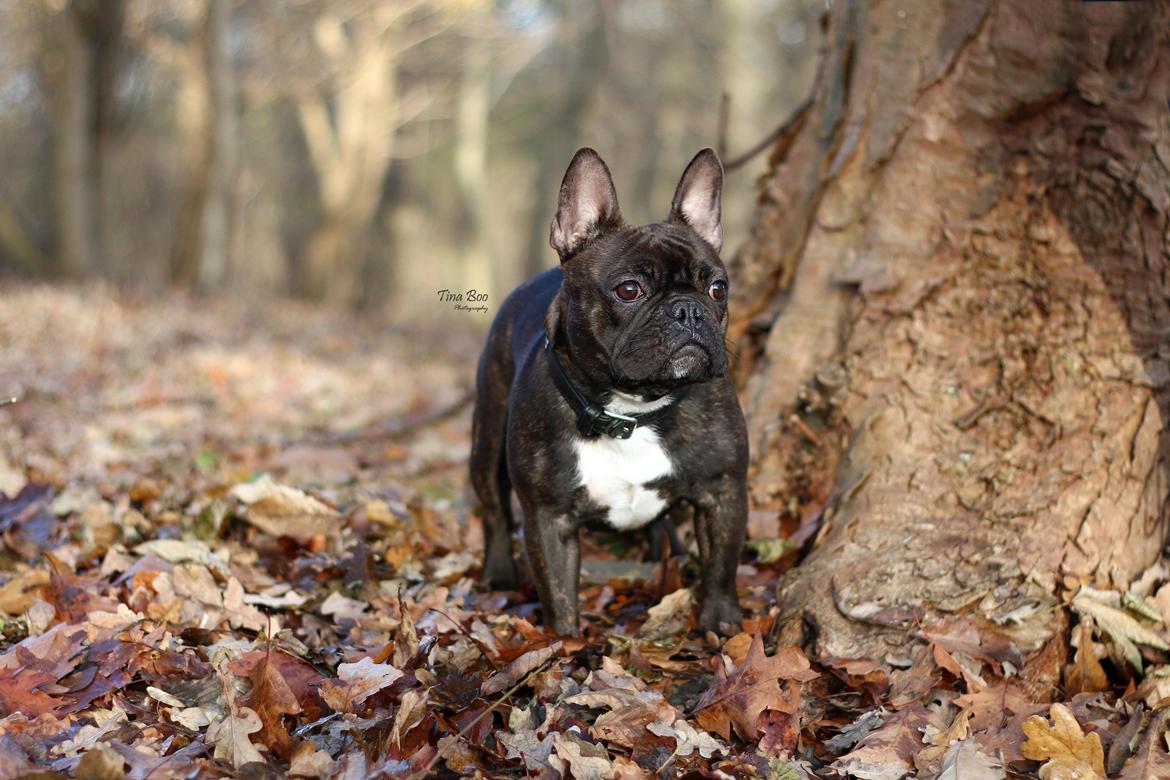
[694,478,746,634]
[523,509,581,636]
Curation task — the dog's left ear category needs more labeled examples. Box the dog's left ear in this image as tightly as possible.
[668,148,723,253]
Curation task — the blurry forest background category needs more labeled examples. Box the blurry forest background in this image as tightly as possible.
[0,0,821,315]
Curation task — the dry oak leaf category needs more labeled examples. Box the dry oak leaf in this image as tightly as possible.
[566,686,677,749]
[481,642,562,696]
[691,634,818,740]
[915,707,972,775]
[228,649,327,720]
[1071,587,1168,672]
[831,703,933,780]
[390,689,428,748]
[565,656,678,748]
[1118,710,1170,780]
[647,718,727,759]
[207,659,266,768]
[1021,703,1105,780]
[74,744,126,780]
[550,729,614,780]
[241,648,302,759]
[937,739,1005,780]
[1066,622,1109,696]
[636,587,695,641]
[288,741,337,778]
[231,475,340,543]
[319,657,403,712]
[497,725,557,775]
[207,705,265,768]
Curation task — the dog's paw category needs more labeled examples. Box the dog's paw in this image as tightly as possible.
[697,596,742,636]
[482,554,520,591]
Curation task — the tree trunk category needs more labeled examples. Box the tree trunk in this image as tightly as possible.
[732,0,1170,664]
[77,0,123,278]
[521,0,609,278]
[295,13,402,307]
[45,1,97,279]
[170,0,238,291]
[453,36,494,299]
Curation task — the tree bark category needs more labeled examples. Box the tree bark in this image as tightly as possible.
[42,0,122,280]
[295,14,401,307]
[520,0,609,278]
[732,0,1170,664]
[45,1,97,279]
[453,35,494,300]
[169,0,238,291]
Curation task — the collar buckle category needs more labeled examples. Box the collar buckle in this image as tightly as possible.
[604,411,637,440]
[546,336,673,441]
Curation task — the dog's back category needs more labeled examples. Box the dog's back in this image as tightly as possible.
[470,265,561,589]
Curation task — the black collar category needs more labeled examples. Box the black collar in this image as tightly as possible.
[545,337,687,440]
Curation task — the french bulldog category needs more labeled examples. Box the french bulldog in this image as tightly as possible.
[469,147,748,636]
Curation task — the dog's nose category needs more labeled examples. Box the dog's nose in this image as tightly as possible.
[670,298,706,325]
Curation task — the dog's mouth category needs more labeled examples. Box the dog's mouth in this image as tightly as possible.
[609,332,727,394]
[667,342,710,379]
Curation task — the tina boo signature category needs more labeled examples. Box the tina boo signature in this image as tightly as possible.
[436,288,489,313]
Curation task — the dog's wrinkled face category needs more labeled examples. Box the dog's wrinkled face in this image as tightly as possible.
[547,148,730,397]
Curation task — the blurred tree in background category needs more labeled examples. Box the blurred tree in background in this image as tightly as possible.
[0,0,821,313]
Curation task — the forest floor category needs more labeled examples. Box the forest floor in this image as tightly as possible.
[0,285,1167,779]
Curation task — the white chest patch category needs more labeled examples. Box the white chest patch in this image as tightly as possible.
[573,425,673,531]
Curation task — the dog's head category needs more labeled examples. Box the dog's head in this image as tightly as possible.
[546,148,730,397]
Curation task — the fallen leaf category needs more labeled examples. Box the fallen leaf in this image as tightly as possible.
[133,539,227,568]
[937,739,1005,780]
[1020,702,1105,780]
[1072,587,1167,673]
[231,475,340,543]
[207,664,265,768]
[208,706,265,768]
[318,590,367,624]
[757,708,801,756]
[74,744,127,780]
[1118,710,1170,780]
[831,703,932,780]
[390,689,428,747]
[320,657,403,712]
[228,649,327,720]
[824,708,885,754]
[550,729,614,780]
[393,593,420,667]
[692,634,817,740]
[636,588,694,641]
[242,646,302,759]
[498,725,556,775]
[481,642,561,696]
[916,707,972,775]
[288,741,337,778]
[0,568,49,615]
[565,685,676,749]
[1066,622,1109,695]
[648,718,726,759]
[145,686,185,708]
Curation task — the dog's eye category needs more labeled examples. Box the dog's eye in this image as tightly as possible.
[708,280,728,301]
[613,280,643,301]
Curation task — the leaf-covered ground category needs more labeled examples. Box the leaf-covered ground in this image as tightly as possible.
[1,285,1169,779]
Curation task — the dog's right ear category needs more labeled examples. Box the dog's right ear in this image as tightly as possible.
[549,148,622,260]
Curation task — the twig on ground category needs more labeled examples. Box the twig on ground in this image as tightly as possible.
[410,660,557,779]
[310,389,474,446]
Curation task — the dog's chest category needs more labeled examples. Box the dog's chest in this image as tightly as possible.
[573,428,672,530]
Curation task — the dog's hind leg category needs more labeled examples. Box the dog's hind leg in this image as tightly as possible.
[470,349,520,590]
[646,502,689,562]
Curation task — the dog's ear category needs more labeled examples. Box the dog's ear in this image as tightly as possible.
[668,148,723,253]
[550,148,622,260]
